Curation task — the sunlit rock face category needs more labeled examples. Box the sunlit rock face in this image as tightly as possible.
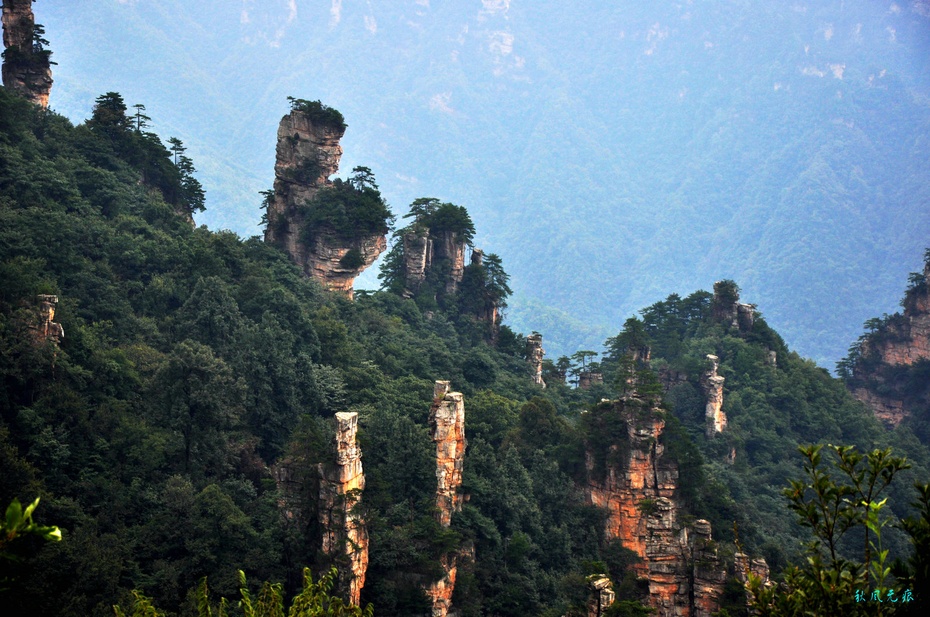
[2,0,52,108]
[701,354,726,436]
[31,294,63,345]
[425,381,467,617]
[265,110,384,299]
[851,260,930,427]
[526,333,546,387]
[318,412,369,607]
[584,400,726,616]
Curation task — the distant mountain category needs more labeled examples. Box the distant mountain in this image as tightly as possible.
[40,0,930,364]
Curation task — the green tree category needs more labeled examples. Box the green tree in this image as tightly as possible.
[151,340,245,475]
[746,445,912,616]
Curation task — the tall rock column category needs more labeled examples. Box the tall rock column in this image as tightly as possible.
[318,412,369,607]
[265,107,386,298]
[425,381,466,617]
[2,0,52,107]
[701,355,726,436]
[526,333,546,387]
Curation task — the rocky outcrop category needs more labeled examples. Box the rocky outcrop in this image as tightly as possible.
[587,575,616,617]
[30,294,63,345]
[712,281,754,332]
[265,108,385,299]
[849,259,930,427]
[584,400,726,616]
[701,355,726,436]
[400,229,469,297]
[579,371,604,390]
[2,0,52,108]
[318,412,369,607]
[526,333,545,387]
[425,381,466,617]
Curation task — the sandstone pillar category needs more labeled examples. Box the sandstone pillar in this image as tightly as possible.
[318,412,369,606]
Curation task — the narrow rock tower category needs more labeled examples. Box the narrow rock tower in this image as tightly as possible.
[701,354,727,436]
[2,0,53,107]
[425,381,467,617]
[318,412,369,606]
[526,333,546,387]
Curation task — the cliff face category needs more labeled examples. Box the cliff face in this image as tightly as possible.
[426,381,467,617]
[850,261,930,427]
[584,400,725,617]
[318,412,369,607]
[700,355,726,437]
[526,333,545,387]
[265,110,385,298]
[2,0,52,108]
[401,229,468,297]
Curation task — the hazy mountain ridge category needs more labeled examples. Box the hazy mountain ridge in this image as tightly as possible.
[40,0,930,364]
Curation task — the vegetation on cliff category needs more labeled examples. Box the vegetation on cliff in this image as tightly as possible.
[298,166,394,242]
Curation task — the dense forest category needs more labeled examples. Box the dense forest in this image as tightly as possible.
[1,80,929,617]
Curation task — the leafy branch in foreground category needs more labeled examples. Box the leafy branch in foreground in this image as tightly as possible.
[114,567,373,617]
[0,497,62,558]
[745,445,917,616]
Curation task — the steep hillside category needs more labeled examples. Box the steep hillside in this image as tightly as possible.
[1,82,928,615]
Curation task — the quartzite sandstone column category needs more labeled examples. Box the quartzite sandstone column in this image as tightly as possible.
[425,381,467,617]
[318,412,369,606]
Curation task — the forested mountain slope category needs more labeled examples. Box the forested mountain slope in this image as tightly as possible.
[1,84,928,616]
[39,1,930,367]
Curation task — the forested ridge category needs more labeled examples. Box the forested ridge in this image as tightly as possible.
[1,84,929,616]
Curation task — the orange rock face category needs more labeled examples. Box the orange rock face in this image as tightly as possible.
[585,400,726,617]
[30,294,63,345]
[425,381,467,617]
[851,261,930,427]
[2,0,52,108]
[318,412,369,606]
[265,110,385,298]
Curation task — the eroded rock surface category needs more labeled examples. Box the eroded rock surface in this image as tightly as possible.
[31,294,63,344]
[584,400,726,616]
[850,260,930,426]
[701,355,726,436]
[712,281,755,332]
[2,0,52,107]
[526,333,545,387]
[425,381,467,617]
[587,575,616,617]
[318,412,369,606]
[401,229,469,297]
[265,109,385,298]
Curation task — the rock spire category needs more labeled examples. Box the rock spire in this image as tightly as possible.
[526,333,545,387]
[2,0,52,108]
[425,381,467,617]
[318,412,369,606]
[265,105,386,299]
[701,354,727,436]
